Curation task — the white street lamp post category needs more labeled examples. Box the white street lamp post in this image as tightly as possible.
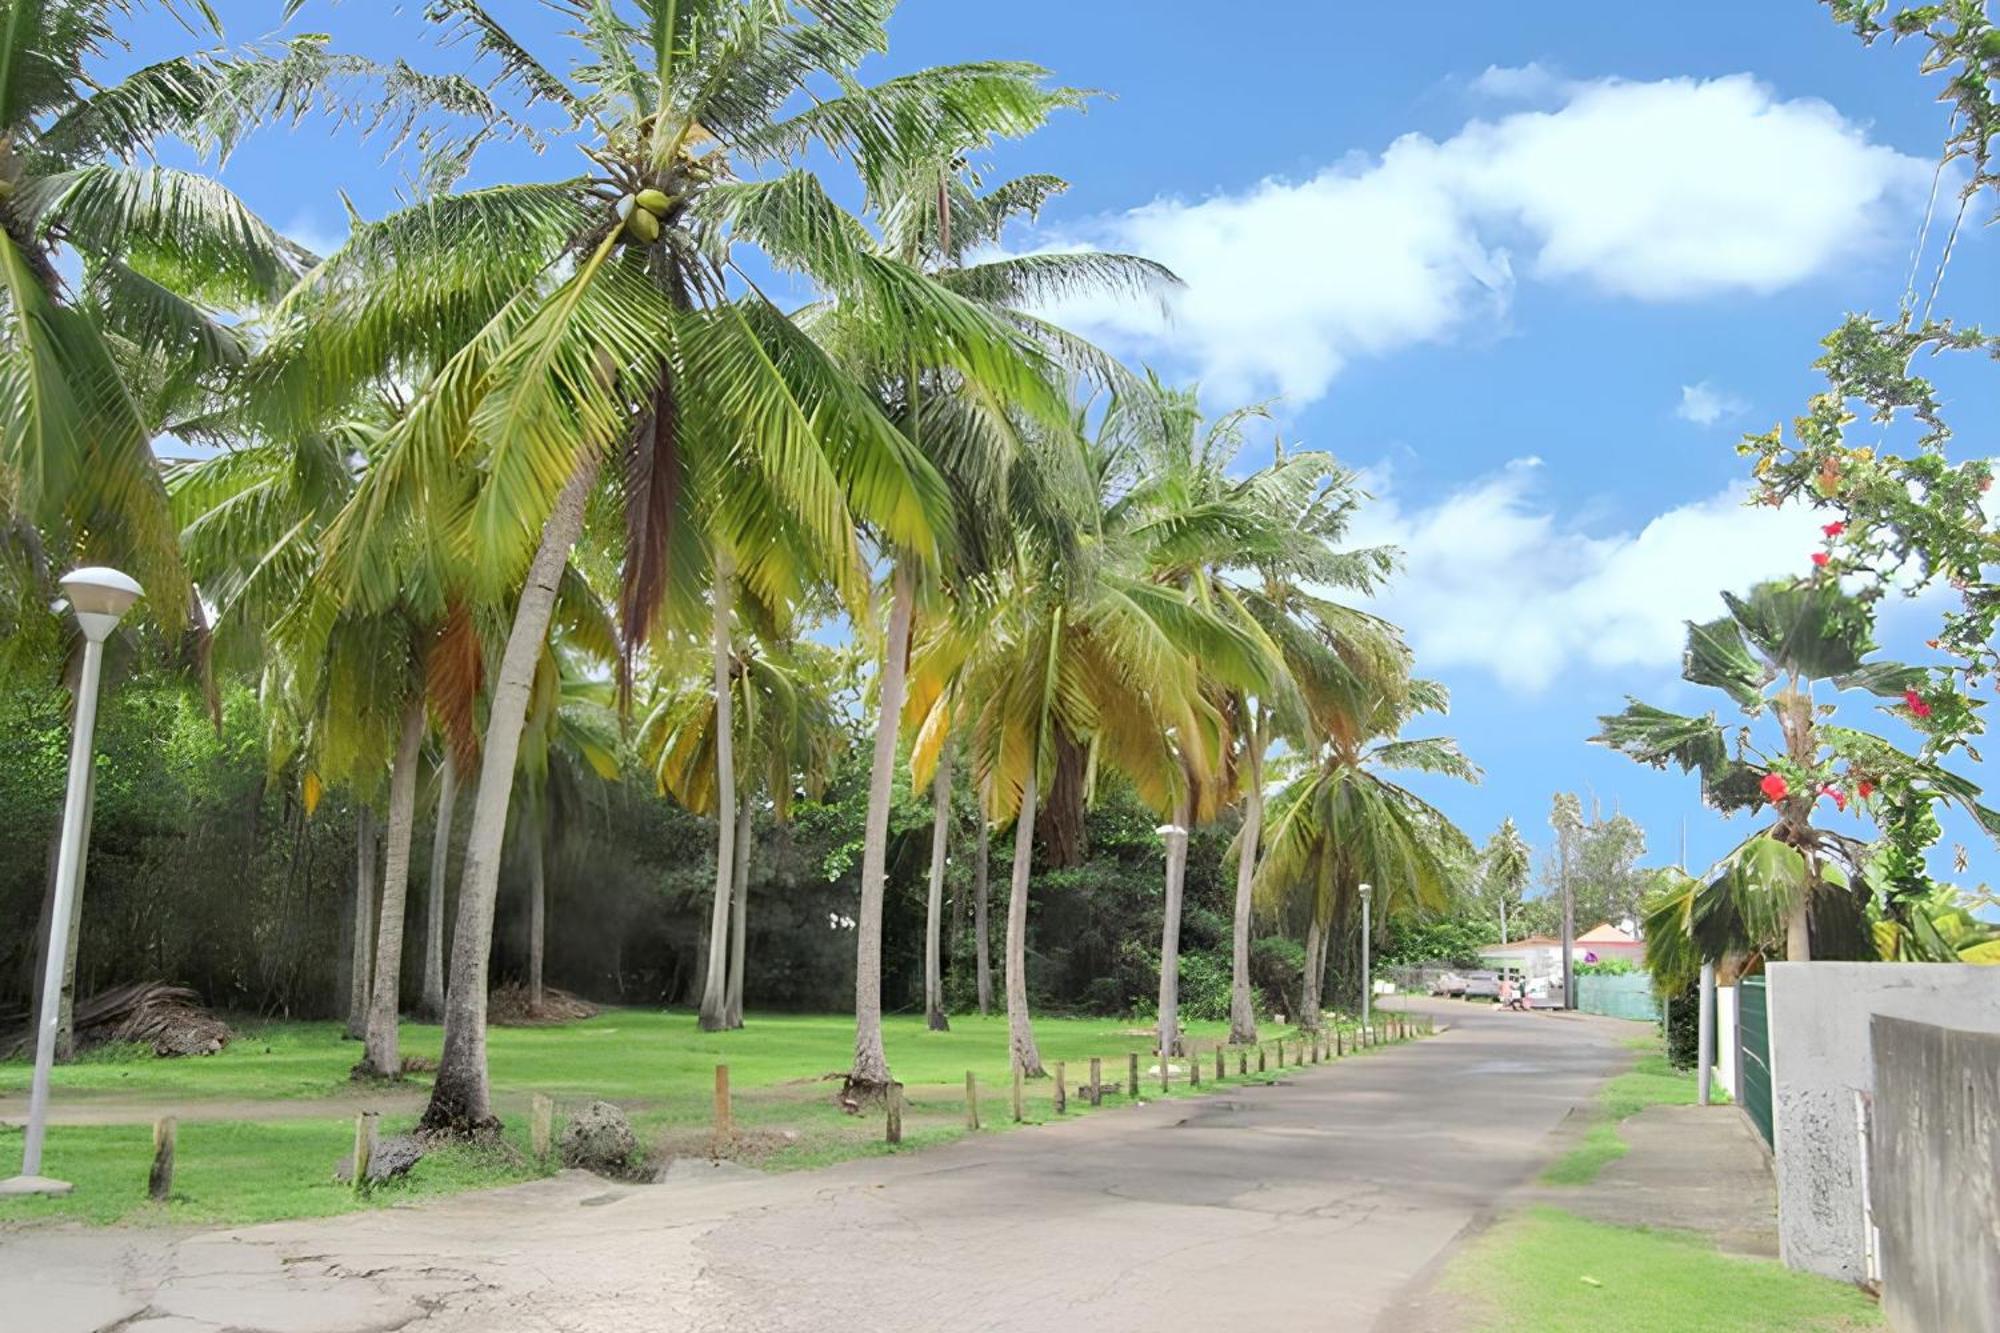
[1358,882,1373,1041]
[1,567,142,1198]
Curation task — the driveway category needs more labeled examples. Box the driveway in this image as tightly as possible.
[4,1000,1635,1332]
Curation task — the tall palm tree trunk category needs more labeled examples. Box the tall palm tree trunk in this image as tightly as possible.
[1156,788,1192,1058]
[850,561,915,1090]
[420,753,456,1021]
[924,745,953,1031]
[361,699,426,1077]
[528,822,547,1013]
[975,777,993,1016]
[1786,901,1812,962]
[1229,718,1262,1044]
[345,806,377,1041]
[723,798,751,1029]
[1005,772,1046,1077]
[422,460,597,1134]
[1300,915,1325,1031]
[699,556,737,1032]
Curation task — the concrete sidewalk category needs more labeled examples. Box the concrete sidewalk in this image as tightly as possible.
[3,1000,1631,1333]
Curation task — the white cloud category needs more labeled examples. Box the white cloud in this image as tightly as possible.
[1676,381,1748,426]
[1344,464,1820,692]
[1035,74,1928,405]
[1468,62,1572,101]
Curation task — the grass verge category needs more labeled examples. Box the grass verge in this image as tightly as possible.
[1442,1206,1880,1332]
[1541,1037,1722,1186]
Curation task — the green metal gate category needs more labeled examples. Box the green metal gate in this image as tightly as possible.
[1738,975,1773,1148]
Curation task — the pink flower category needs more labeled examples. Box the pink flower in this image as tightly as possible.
[1821,784,1847,812]
[1905,689,1933,719]
[1812,552,1831,568]
[1760,772,1790,805]
[1823,521,1846,537]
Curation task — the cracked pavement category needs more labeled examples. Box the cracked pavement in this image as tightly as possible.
[5,1000,1632,1332]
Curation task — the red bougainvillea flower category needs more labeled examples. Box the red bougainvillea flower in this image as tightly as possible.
[1760,772,1790,804]
[1811,552,1831,568]
[1905,689,1933,719]
[1820,784,1847,812]
[1858,780,1875,800]
[1822,520,1846,537]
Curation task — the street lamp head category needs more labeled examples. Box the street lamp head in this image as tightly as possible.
[59,566,142,641]
[1155,824,1187,839]
[1358,882,1373,901]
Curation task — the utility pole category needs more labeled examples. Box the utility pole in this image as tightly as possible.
[1559,816,1575,1013]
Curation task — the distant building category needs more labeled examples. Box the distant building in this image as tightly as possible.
[1575,921,1644,965]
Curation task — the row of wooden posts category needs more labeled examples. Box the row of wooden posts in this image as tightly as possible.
[140,1013,1434,1200]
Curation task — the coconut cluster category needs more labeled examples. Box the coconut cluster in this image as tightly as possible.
[617,188,672,245]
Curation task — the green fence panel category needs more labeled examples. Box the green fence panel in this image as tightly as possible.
[1738,975,1774,1148]
[1575,972,1661,1021]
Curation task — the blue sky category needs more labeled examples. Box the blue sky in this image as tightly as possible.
[126,2,1999,888]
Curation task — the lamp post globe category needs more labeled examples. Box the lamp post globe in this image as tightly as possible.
[1,567,142,1198]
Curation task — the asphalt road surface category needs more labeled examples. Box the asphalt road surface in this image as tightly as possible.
[6,999,1633,1332]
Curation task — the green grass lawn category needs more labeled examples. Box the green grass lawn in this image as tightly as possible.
[1541,1037,1722,1186]
[3,1008,1397,1227]
[1443,1207,1881,1332]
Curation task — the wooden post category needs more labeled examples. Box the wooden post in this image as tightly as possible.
[1190,1049,1201,1087]
[712,1064,733,1154]
[351,1111,378,1195]
[965,1071,980,1130]
[1239,1049,1248,1076]
[148,1115,176,1202]
[1215,1048,1225,1081]
[1054,1061,1067,1115]
[530,1093,555,1164]
[1335,1028,1343,1057]
[1257,1045,1266,1073]
[1128,1051,1140,1099]
[1089,1057,1103,1107]
[1012,1059,1025,1123]
[886,1081,904,1145]
[1276,1040,1285,1069]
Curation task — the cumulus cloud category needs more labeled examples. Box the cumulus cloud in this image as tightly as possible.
[1035,74,1928,405]
[1343,463,1820,693]
[1676,381,1748,426]
[1468,62,1572,101]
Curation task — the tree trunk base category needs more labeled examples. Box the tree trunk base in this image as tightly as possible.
[841,1074,893,1106]
[926,1009,949,1032]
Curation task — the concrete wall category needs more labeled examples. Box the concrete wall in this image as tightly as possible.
[1766,962,2000,1283]
[1868,1015,2000,1333]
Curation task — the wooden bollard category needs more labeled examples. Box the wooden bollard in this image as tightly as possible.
[712,1064,733,1154]
[530,1093,555,1164]
[1190,1049,1201,1087]
[1128,1051,1140,1099]
[886,1081,904,1145]
[1012,1060,1025,1123]
[1238,1049,1248,1076]
[1089,1057,1103,1107]
[149,1115,176,1202]
[1276,1041,1285,1069]
[1054,1061,1067,1115]
[1215,1048,1225,1081]
[1335,1028,1343,1057]
[1257,1045,1267,1073]
[965,1071,980,1129]
[351,1110,378,1195]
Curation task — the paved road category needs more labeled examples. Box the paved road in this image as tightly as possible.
[5,1000,1634,1333]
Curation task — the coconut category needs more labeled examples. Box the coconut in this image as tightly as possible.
[615,194,637,221]
[635,187,671,216]
[625,208,662,244]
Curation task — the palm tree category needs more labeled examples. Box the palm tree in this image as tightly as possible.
[1480,817,1532,944]
[1108,377,1400,1048]
[641,625,843,1030]
[265,3,1090,1132]
[1598,578,1996,967]
[1257,678,1480,1021]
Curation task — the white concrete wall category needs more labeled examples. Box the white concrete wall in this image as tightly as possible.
[1714,982,1740,1101]
[1766,962,2000,1283]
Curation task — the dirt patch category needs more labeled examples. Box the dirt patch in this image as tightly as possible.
[647,1124,800,1170]
[487,985,599,1026]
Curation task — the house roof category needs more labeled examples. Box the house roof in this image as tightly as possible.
[1484,935,1562,952]
[1577,923,1639,945]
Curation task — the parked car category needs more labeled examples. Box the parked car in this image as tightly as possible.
[1429,972,1467,997]
[1462,971,1499,999]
